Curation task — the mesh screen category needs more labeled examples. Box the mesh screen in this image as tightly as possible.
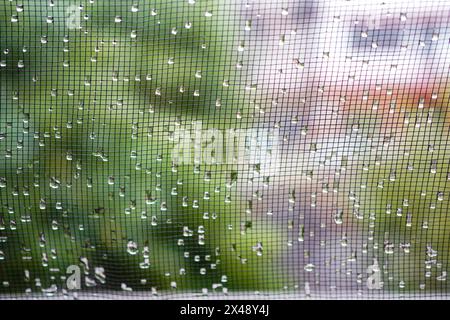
[0,0,449,300]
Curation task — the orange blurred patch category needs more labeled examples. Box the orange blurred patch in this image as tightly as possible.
[332,80,450,131]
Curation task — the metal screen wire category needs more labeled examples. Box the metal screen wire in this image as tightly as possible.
[0,0,449,299]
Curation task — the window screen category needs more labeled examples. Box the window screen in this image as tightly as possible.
[0,0,449,300]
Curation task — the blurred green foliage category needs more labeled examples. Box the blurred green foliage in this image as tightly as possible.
[0,0,289,294]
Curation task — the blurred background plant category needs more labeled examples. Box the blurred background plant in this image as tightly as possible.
[0,0,289,295]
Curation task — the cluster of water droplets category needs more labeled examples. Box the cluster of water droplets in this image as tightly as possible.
[1,0,450,299]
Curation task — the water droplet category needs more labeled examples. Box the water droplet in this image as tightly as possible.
[304,263,315,272]
[131,4,139,12]
[333,209,344,225]
[127,241,138,255]
[49,177,61,189]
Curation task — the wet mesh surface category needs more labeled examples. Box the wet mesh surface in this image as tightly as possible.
[0,0,449,299]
